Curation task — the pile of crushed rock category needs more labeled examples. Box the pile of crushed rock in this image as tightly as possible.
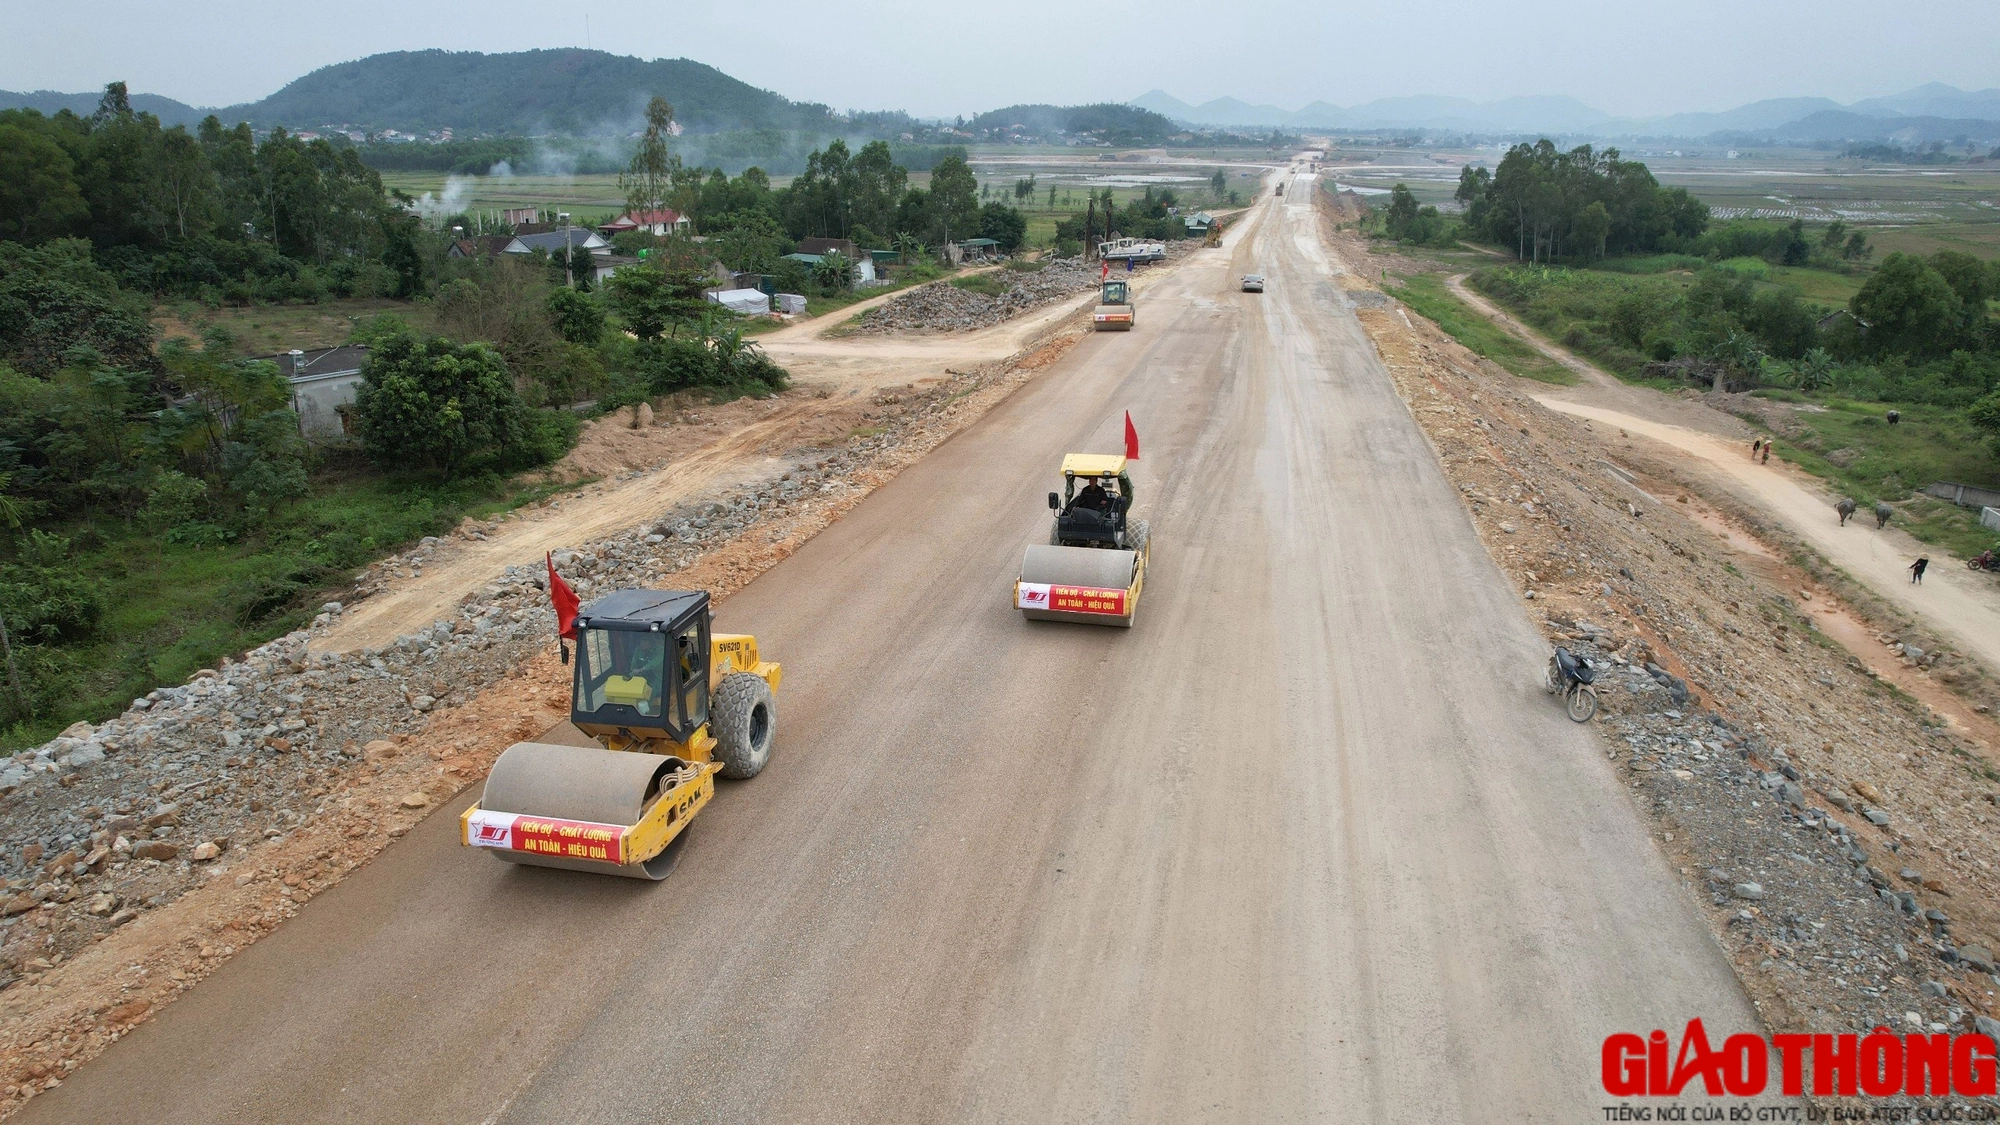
[854,259,1104,333]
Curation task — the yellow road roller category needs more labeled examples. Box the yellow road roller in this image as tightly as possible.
[461,588,780,879]
[1014,454,1149,627]
[1092,278,1135,331]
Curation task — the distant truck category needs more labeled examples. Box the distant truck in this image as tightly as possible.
[1096,237,1166,264]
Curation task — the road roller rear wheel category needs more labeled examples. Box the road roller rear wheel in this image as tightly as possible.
[713,673,776,779]
[1125,518,1149,558]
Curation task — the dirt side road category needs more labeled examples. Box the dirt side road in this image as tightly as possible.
[1439,274,2000,676]
[17,179,1760,1122]
[322,274,1108,656]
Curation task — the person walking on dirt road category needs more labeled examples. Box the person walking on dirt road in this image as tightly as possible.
[1751,438,1762,458]
[1911,557,1929,584]
[1760,445,1770,465]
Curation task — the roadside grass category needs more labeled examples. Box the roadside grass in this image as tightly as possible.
[1382,273,1575,385]
[2,461,590,752]
[740,271,939,335]
[1464,267,1735,393]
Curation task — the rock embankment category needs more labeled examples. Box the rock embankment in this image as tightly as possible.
[854,258,1102,334]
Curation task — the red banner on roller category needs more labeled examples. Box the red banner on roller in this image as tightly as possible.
[1049,585,1128,616]
[1123,411,1140,461]
[467,809,626,864]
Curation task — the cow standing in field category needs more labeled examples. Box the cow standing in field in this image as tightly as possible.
[1837,497,1857,526]
[1875,501,1893,528]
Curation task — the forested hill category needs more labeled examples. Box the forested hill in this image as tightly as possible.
[0,88,206,128]
[963,103,1181,145]
[218,49,843,134]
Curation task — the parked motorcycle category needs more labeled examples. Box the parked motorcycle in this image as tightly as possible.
[1545,646,1600,722]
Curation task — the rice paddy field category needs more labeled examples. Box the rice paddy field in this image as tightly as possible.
[1308,140,2000,259]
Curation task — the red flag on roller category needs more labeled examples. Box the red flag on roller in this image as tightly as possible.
[1123,411,1140,461]
[1100,260,1110,281]
[546,552,580,640]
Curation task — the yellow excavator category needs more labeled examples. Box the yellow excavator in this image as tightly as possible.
[460,588,779,879]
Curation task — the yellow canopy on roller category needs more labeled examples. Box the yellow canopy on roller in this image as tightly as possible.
[1060,453,1126,478]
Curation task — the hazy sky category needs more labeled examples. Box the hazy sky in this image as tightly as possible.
[5,0,1997,118]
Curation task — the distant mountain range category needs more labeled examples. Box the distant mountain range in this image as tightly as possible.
[8,52,2000,147]
[1131,84,2000,142]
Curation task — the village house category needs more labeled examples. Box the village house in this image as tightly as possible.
[598,208,691,237]
[248,345,370,439]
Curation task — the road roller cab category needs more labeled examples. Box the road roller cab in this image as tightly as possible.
[1092,279,1134,331]
[1047,454,1138,550]
[461,588,781,879]
[1015,454,1150,627]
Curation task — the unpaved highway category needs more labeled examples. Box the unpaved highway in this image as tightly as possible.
[20,179,1762,1122]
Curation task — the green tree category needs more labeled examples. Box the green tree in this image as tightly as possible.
[1850,252,1962,358]
[1571,201,1610,260]
[978,202,1027,252]
[1928,250,1993,342]
[620,97,678,217]
[1843,230,1871,260]
[0,120,88,243]
[1970,389,2000,455]
[0,532,104,645]
[1211,168,1227,198]
[1384,183,1420,239]
[927,154,980,242]
[352,331,536,479]
[603,265,710,340]
[545,286,604,345]
[149,127,216,240]
[381,216,424,298]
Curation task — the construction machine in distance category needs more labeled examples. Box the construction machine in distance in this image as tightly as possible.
[1015,454,1149,627]
[1093,278,1135,331]
[460,588,780,879]
[1096,237,1167,264]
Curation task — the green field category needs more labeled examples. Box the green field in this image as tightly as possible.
[1324,142,2000,262]
[155,297,432,358]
